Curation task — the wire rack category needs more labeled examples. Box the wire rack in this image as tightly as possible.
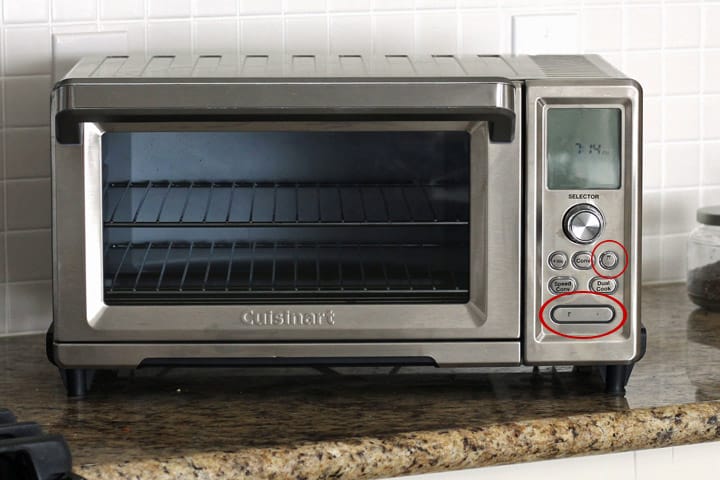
[104,241,469,304]
[103,181,469,227]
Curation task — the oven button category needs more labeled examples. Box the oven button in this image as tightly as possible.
[548,276,577,294]
[589,277,618,294]
[571,251,592,270]
[599,251,619,270]
[550,305,615,324]
[548,251,568,270]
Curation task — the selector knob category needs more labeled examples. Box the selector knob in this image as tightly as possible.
[563,204,604,244]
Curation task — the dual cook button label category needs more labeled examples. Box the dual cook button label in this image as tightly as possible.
[548,276,618,295]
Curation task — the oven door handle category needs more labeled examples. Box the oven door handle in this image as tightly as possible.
[52,81,516,144]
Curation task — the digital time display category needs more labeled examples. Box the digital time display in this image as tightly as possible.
[546,108,622,190]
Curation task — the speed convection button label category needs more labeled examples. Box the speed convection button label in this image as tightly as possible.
[548,276,577,294]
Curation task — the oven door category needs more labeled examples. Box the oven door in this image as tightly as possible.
[52,85,521,344]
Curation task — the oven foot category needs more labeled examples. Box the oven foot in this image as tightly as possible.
[59,369,96,398]
[597,325,647,396]
[46,322,97,398]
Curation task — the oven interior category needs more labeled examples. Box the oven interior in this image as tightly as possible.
[101,126,471,305]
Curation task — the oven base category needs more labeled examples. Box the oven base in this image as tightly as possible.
[46,324,646,398]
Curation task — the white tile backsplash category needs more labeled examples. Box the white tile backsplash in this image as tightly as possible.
[0,0,715,335]
[5,180,50,231]
[148,0,192,19]
[52,0,98,22]
[664,5,700,49]
[703,5,720,48]
[99,0,146,20]
[4,75,51,127]
[3,0,49,24]
[624,5,662,50]
[193,0,238,17]
[4,27,52,76]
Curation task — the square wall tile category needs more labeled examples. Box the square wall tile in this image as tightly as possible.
[0,183,5,233]
[664,5,700,49]
[663,143,700,189]
[100,0,145,20]
[5,128,50,179]
[643,191,661,236]
[704,96,720,141]
[373,14,414,54]
[582,7,622,52]
[4,27,52,76]
[643,97,662,143]
[624,5,661,50]
[664,52,699,96]
[460,11,501,54]
[283,0,326,13]
[330,15,372,54]
[664,96,699,142]
[373,0,413,9]
[148,0,191,18]
[704,6,720,48]
[240,0,283,14]
[195,19,238,54]
[0,285,6,336]
[623,51,661,96]
[643,143,661,190]
[241,18,283,53]
[641,236,660,283]
[99,22,146,54]
[285,16,328,54]
[6,180,51,231]
[705,52,720,94]
[660,234,688,282]
[53,0,98,22]
[193,0,237,16]
[701,187,720,208]
[4,76,52,127]
[415,12,457,54]
[147,21,192,55]
[3,0,49,23]
[704,143,720,186]
[328,0,371,12]
[661,189,699,235]
[7,282,52,334]
[6,230,51,282]
[416,0,456,8]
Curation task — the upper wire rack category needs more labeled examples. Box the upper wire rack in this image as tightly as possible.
[103,181,470,227]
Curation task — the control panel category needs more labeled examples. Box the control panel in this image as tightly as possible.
[524,81,641,365]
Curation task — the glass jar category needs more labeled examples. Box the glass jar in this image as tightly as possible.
[688,206,720,310]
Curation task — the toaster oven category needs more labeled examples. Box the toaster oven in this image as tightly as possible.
[48,54,644,397]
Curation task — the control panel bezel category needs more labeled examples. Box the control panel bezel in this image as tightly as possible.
[524,80,642,365]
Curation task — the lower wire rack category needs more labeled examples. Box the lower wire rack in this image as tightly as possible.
[104,241,470,304]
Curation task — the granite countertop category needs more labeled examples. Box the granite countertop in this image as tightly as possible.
[2,283,720,479]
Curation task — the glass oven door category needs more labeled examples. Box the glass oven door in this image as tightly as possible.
[56,119,520,342]
[101,125,470,306]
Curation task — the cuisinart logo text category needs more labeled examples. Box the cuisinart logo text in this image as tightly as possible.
[240,309,336,327]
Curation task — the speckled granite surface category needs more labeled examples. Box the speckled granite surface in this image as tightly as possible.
[2,283,720,479]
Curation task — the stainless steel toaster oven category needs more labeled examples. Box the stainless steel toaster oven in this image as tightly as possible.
[48,54,644,396]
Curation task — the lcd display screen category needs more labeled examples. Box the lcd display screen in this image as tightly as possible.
[546,108,622,190]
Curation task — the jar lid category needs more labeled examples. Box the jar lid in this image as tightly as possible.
[697,206,720,226]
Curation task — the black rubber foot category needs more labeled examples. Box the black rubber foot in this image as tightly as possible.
[59,369,96,398]
[46,322,97,397]
[598,325,647,396]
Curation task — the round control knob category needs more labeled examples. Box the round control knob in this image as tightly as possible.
[563,204,603,244]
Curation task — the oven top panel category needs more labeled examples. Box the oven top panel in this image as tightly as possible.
[56,54,625,83]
